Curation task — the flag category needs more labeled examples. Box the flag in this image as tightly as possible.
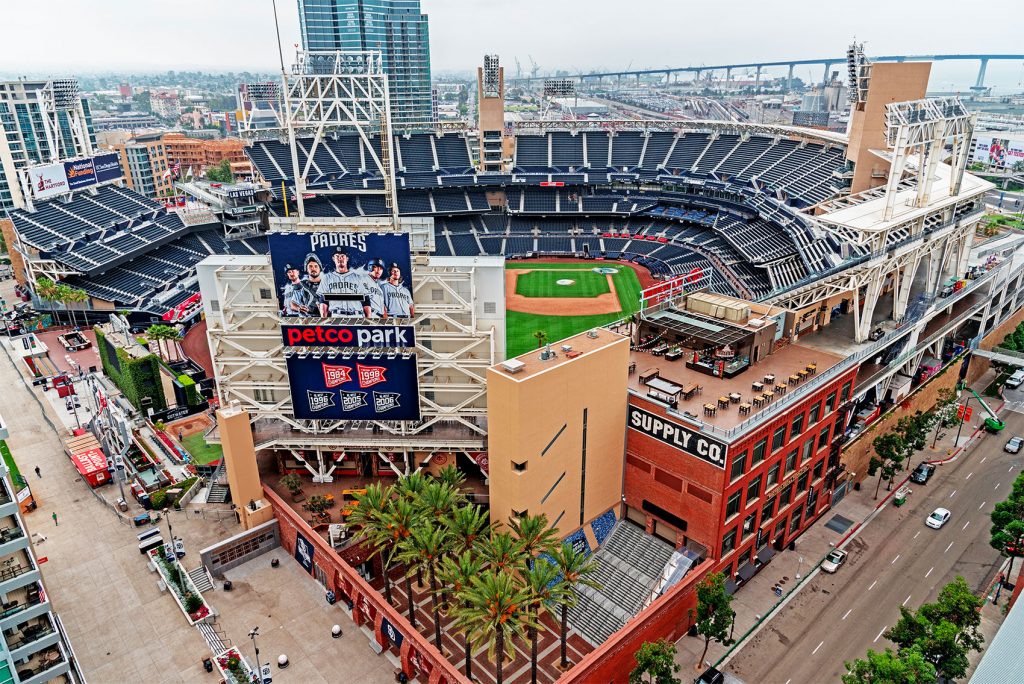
[162,169,172,178]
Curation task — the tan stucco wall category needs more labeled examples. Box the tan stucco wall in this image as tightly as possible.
[218,405,265,524]
[487,336,629,536]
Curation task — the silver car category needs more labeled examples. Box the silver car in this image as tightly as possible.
[926,508,951,529]
[821,549,848,573]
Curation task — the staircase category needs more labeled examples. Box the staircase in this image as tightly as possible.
[196,616,231,653]
[206,463,230,504]
[188,566,214,593]
[567,522,675,646]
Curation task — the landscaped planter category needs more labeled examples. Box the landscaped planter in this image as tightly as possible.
[148,546,212,625]
[214,648,257,684]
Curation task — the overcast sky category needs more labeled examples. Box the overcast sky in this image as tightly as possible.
[3,0,1023,89]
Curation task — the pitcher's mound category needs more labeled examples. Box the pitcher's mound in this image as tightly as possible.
[556,279,575,286]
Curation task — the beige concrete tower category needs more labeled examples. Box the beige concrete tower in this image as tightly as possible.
[217,402,274,530]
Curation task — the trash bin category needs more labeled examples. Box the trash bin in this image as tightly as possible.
[894,494,906,507]
[117,498,128,512]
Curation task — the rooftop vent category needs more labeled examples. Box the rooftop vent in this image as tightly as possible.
[500,359,525,374]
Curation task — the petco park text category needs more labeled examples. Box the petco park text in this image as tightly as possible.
[627,405,727,468]
[282,324,415,348]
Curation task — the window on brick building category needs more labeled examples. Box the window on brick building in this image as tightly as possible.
[767,462,780,488]
[802,439,814,463]
[761,496,776,523]
[808,402,821,425]
[747,475,762,504]
[774,518,787,540]
[818,426,831,450]
[721,528,736,556]
[785,449,798,474]
[797,471,809,493]
[726,491,741,519]
[841,381,852,403]
[791,412,804,437]
[771,425,786,452]
[730,451,747,482]
[780,483,793,506]
[813,459,825,482]
[752,438,767,466]
[742,512,757,540]
[825,392,837,414]
[790,509,803,532]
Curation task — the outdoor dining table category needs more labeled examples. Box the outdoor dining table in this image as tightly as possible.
[717,396,729,409]
[729,393,742,404]
[763,391,774,403]
[703,403,717,416]
[788,374,800,386]
[739,402,752,415]
[763,374,776,385]
[751,381,764,392]
[774,383,787,395]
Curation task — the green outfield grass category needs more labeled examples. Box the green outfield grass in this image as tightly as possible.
[505,263,641,357]
[514,268,611,298]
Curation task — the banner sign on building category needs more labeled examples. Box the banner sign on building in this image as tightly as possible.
[627,404,728,468]
[29,162,70,200]
[971,135,1024,170]
[92,153,123,183]
[269,232,414,319]
[63,158,96,190]
[286,354,420,421]
[294,531,314,574]
[281,324,415,349]
[381,617,404,648]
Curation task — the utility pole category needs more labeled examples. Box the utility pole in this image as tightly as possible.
[248,626,263,684]
[953,395,971,449]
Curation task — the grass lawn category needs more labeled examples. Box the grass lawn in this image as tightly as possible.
[514,269,611,298]
[0,441,25,490]
[181,432,223,465]
[505,263,641,357]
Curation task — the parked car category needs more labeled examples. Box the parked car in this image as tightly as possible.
[1005,436,1024,454]
[1006,369,1024,389]
[821,549,848,573]
[926,508,951,529]
[65,396,81,410]
[910,462,936,484]
[869,328,885,341]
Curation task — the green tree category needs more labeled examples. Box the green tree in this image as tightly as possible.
[508,512,559,572]
[34,277,60,324]
[438,550,484,679]
[884,576,985,680]
[522,560,564,684]
[279,473,302,497]
[445,503,491,555]
[690,571,734,669]
[478,531,524,575]
[146,324,179,361]
[451,570,537,684]
[842,647,936,684]
[347,483,396,605]
[551,542,601,668]
[399,519,451,648]
[870,432,906,499]
[205,158,233,183]
[384,497,420,627]
[895,411,935,470]
[931,387,959,446]
[629,639,681,684]
[990,472,1024,578]
[533,330,548,348]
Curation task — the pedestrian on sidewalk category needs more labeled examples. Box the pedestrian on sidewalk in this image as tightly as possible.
[51,512,58,526]
[34,466,40,478]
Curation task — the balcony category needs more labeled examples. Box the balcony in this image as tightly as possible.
[0,549,39,596]
[7,615,59,662]
[15,643,69,684]
[0,580,47,630]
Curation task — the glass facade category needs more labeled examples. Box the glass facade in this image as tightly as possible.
[297,0,433,125]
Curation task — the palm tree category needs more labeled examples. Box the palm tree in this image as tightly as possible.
[147,324,179,361]
[68,288,89,327]
[34,277,59,324]
[438,550,484,679]
[508,512,559,572]
[435,463,466,491]
[55,284,76,328]
[347,484,396,605]
[523,560,564,684]
[446,503,491,555]
[477,531,524,575]
[418,481,462,521]
[384,497,420,627]
[451,570,537,684]
[551,543,602,668]
[399,520,452,649]
[533,330,548,348]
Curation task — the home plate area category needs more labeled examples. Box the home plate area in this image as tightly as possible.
[505,268,623,316]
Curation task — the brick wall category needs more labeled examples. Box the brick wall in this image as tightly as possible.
[979,306,1024,351]
[0,219,27,286]
[264,486,468,684]
[560,558,713,683]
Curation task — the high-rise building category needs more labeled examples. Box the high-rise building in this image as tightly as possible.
[477,54,508,172]
[0,79,97,212]
[296,0,433,126]
[108,133,173,198]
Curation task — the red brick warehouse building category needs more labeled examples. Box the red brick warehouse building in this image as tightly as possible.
[623,292,859,589]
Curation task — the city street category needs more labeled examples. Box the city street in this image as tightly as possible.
[724,409,1021,684]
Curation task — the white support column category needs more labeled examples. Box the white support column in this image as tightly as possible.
[856,268,885,343]
[915,132,944,208]
[883,126,909,221]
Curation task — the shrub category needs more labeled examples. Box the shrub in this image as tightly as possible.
[280,473,302,496]
[184,592,204,614]
[149,490,167,509]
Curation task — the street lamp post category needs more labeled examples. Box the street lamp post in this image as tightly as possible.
[248,627,262,684]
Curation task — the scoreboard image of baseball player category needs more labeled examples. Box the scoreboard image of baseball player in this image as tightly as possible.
[269,232,412,320]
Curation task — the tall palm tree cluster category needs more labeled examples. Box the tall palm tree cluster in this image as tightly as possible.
[347,466,601,684]
[34,277,89,327]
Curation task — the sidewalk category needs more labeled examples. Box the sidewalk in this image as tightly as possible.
[674,370,1007,673]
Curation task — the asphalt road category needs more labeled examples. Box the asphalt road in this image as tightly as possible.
[725,410,1022,684]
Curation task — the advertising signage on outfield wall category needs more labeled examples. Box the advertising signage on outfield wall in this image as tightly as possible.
[269,232,414,319]
[282,324,415,348]
[64,158,97,190]
[92,153,123,183]
[627,404,727,468]
[27,153,123,201]
[30,162,71,200]
[287,354,420,421]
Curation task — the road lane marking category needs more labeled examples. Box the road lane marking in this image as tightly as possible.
[842,609,852,620]
[874,626,886,643]
[903,595,912,606]
[869,580,877,590]
[962,521,970,531]
[950,489,957,498]
[996,482,1001,490]
[926,566,933,578]
[892,554,901,564]
[945,542,954,553]
[966,472,973,480]
[812,640,824,655]
[914,531,921,539]
[979,501,987,510]
[981,456,987,464]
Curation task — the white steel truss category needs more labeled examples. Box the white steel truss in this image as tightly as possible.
[239,50,398,225]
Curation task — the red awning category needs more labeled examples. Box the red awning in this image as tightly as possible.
[69,447,107,477]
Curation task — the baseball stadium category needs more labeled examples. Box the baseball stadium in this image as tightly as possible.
[4,47,1024,684]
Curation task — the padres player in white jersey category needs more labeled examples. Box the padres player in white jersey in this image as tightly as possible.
[365,258,388,317]
[317,247,372,317]
[380,263,414,318]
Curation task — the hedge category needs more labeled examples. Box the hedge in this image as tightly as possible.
[177,374,201,406]
[149,476,199,509]
[95,327,167,411]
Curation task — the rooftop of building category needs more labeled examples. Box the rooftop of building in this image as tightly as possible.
[490,327,628,382]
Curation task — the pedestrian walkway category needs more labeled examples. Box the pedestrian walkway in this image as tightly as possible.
[675,370,1008,673]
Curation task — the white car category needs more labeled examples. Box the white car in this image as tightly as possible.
[821,549,848,573]
[926,508,951,529]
